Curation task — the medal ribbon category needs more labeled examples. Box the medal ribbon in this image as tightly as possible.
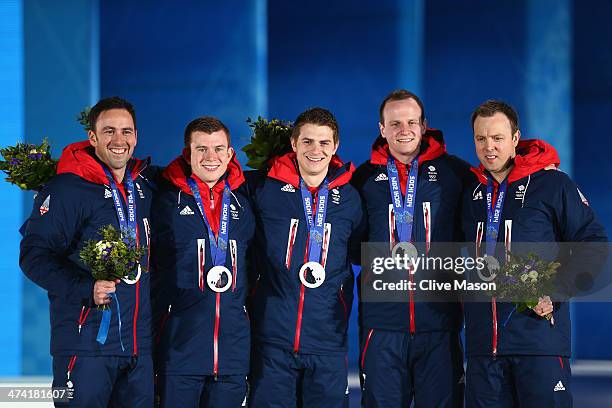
[386,156,419,243]
[96,166,139,352]
[96,293,125,351]
[299,179,329,264]
[485,178,507,256]
[187,177,231,267]
[102,167,137,242]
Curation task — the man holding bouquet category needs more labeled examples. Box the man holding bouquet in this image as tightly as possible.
[150,116,255,407]
[20,97,155,407]
[461,100,607,407]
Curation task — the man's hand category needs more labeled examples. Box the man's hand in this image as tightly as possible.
[532,295,554,325]
[93,279,121,305]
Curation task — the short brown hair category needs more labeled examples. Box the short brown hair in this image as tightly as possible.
[471,100,519,136]
[379,89,425,124]
[291,107,339,145]
[183,116,230,147]
[89,96,136,131]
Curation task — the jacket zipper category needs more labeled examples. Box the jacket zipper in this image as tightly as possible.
[293,190,319,354]
[133,281,140,355]
[77,306,91,334]
[338,284,348,322]
[155,305,172,345]
[212,240,238,377]
[361,329,374,369]
[213,292,221,379]
[293,242,309,353]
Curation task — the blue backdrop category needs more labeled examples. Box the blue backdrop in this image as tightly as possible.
[2,0,611,375]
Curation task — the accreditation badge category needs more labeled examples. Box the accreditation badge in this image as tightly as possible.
[207,265,233,293]
[122,263,142,285]
[299,261,326,289]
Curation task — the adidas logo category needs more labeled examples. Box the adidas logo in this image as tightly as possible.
[374,173,388,182]
[179,205,195,216]
[553,381,565,392]
[104,189,112,199]
[281,184,296,192]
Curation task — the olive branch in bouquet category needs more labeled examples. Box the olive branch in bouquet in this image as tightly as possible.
[241,116,293,170]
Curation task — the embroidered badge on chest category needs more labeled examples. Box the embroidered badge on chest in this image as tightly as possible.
[427,165,437,182]
[281,183,296,192]
[230,203,240,220]
[331,188,341,204]
[514,184,525,200]
[104,188,112,199]
[179,205,195,215]
[135,182,145,199]
[473,190,483,201]
[374,173,388,182]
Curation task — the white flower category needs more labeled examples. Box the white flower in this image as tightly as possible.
[520,273,529,282]
[528,270,538,279]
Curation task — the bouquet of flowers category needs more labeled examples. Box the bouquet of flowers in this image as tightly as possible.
[242,116,293,170]
[0,139,58,191]
[493,252,561,320]
[80,225,145,285]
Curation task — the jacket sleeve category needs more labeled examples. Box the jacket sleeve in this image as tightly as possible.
[348,163,371,266]
[554,174,608,298]
[19,178,95,301]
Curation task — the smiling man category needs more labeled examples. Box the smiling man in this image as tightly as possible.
[246,108,362,407]
[351,89,470,407]
[150,116,255,407]
[462,100,607,407]
[20,97,156,406]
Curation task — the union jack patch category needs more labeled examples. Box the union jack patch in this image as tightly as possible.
[39,195,50,215]
[577,188,589,206]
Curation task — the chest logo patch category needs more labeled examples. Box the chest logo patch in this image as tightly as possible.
[427,165,437,182]
[514,184,525,200]
[179,205,195,216]
[281,183,296,193]
[374,173,388,182]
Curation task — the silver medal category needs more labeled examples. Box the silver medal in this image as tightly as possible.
[207,265,233,293]
[122,263,142,285]
[299,261,326,289]
[391,242,418,261]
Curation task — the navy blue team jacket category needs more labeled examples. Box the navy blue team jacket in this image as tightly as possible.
[351,131,470,335]
[20,141,155,357]
[246,153,363,354]
[462,139,607,357]
[151,154,255,376]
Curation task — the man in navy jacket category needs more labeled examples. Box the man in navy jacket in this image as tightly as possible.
[20,97,155,407]
[151,117,255,407]
[247,108,362,407]
[462,100,607,407]
[351,89,469,407]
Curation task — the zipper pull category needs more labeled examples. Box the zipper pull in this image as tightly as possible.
[210,188,214,209]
